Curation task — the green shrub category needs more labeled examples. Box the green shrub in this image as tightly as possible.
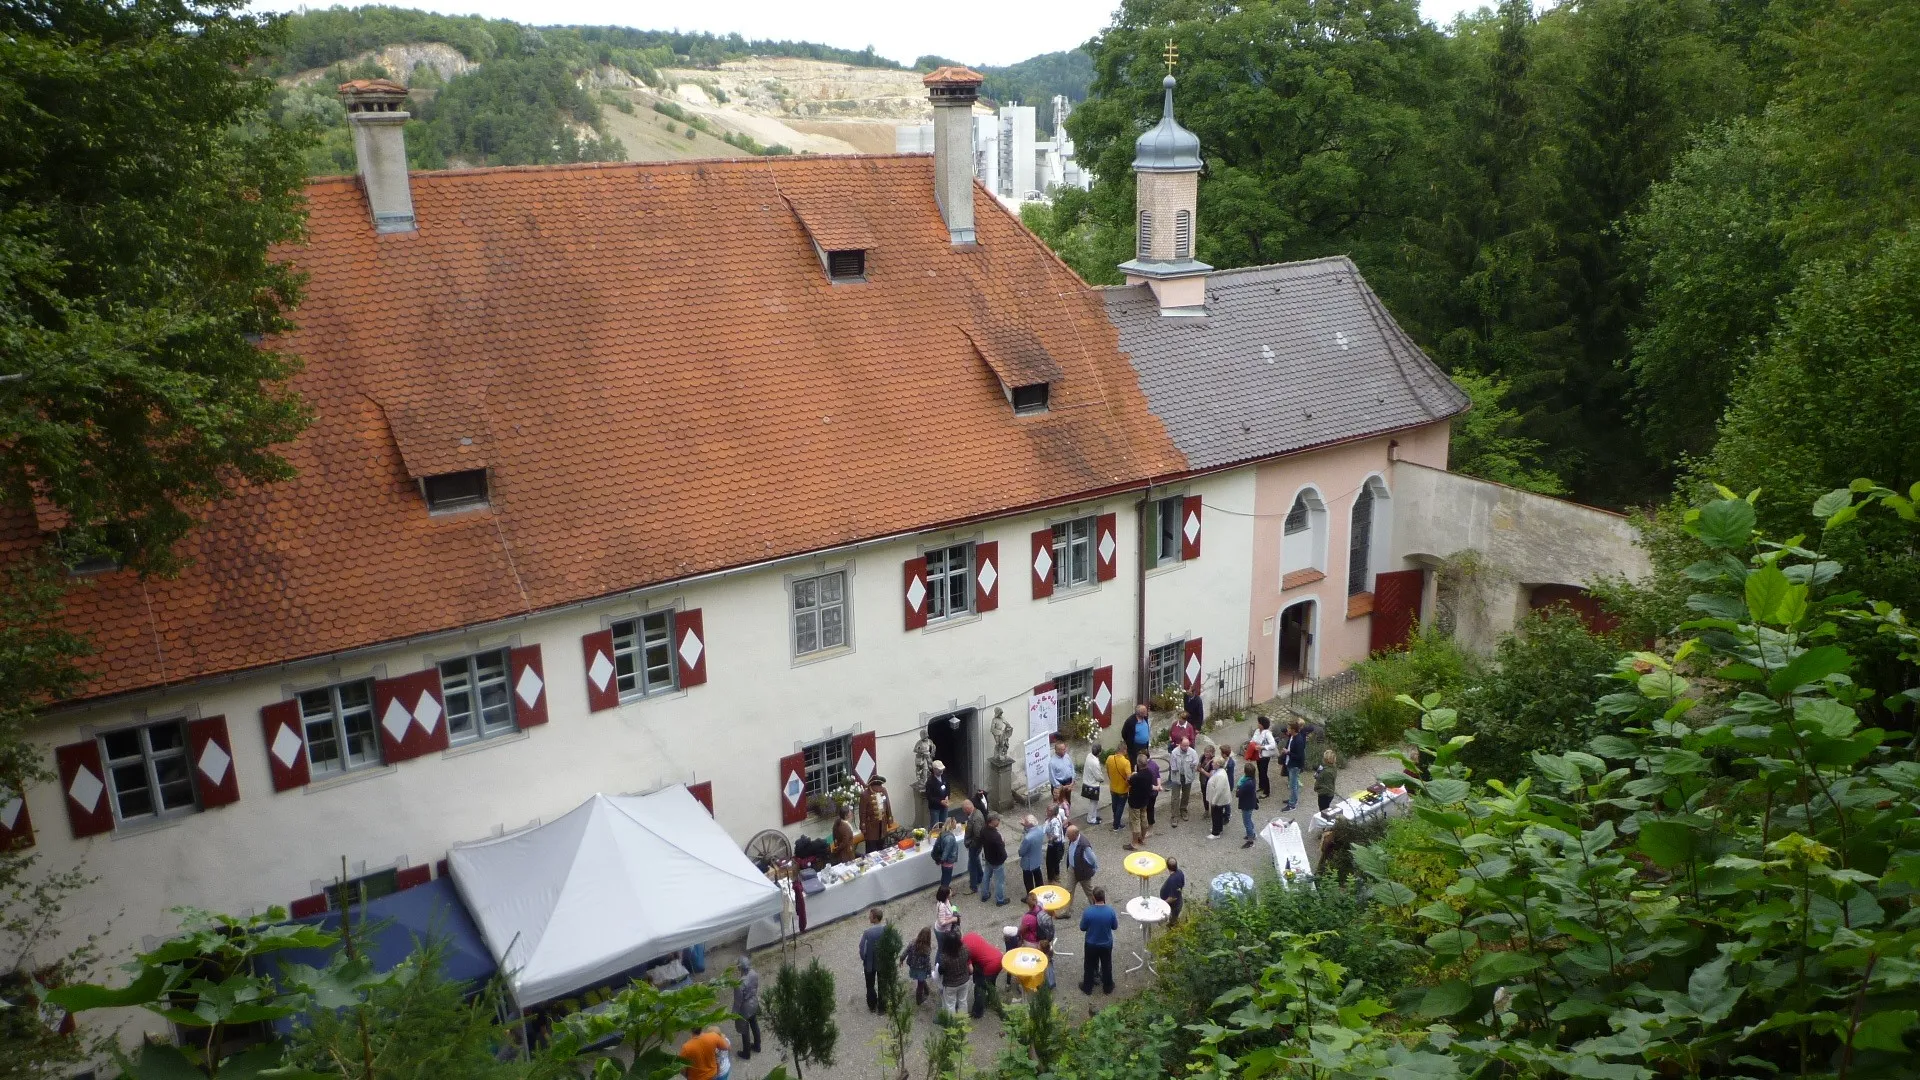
[1327,628,1476,757]
[1453,607,1619,777]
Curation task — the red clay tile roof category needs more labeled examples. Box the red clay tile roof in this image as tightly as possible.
[9,155,1183,702]
[922,66,985,86]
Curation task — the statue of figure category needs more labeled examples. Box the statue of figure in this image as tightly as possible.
[912,727,937,794]
[990,706,1013,764]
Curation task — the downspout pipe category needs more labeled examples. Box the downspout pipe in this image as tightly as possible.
[1136,483,1152,707]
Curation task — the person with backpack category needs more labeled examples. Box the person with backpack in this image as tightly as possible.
[1067,823,1098,911]
[1019,893,1057,988]
[1236,766,1261,847]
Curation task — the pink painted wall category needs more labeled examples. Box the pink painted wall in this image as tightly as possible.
[1243,421,1451,700]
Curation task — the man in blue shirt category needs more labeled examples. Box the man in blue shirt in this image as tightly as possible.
[1078,886,1119,995]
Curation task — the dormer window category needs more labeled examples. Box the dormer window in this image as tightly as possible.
[422,469,489,513]
[826,249,866,281]
[1011,383,1050,415]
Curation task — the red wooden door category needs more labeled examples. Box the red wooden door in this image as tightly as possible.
[1370,569,1424,653]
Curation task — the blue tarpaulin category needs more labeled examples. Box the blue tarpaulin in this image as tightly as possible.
[265,877,497,987]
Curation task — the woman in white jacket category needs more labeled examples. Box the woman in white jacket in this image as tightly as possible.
[1203,759,1234,839]
[1080,742,1105,825]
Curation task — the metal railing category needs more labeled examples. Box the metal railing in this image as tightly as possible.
[1207,652,1256,718]
[1282,668,1363,724]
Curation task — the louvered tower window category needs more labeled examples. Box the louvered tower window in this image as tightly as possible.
[1137,210,1153,258]
[1174,210,1193,258]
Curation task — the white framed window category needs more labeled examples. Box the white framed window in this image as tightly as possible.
[925,543,974,621]
[101,720,196,823]
[1055,667,1094,724]
[1052,517,1095,588]
[803,734,852,799]
[1147,641,1185,699]
[793,571,849,656]
[1282,488,1328,578]
[299,680,381,778]
[1348,477,1391,597]
[612,612,677,699]
[1149,497,1185,566]
[440,649,515,744]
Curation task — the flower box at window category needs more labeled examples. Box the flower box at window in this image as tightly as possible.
[924,543,973,621]
[1052,518,1095,589]
[102,721,195,823]
[803,734,852,800]
[1146,641,1185,699]
[793,571,848,656]
[440,650,515,744]
[299,680,381,778]
[612,612,677,699]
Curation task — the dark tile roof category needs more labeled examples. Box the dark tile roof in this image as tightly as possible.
[1102,257,1468,470]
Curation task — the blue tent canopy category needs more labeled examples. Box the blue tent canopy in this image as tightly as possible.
[265,877,497,987]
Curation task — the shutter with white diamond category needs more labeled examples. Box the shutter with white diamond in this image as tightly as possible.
[1090,665,1115,728]
[1029,529,1054,599]
[373,668,449,764]
[1095,512,1119,581]
[185,716,240,808]
[1182,638,1204,694]
[974,542,999,612]
[850,731,878,786]
[674,609,707,688]
[688,780,714,816]
[903,556,929,631]
[1181,495,1203,560]
[0,783,34,850]
[508,645,548,727]
[581,629,620,712]
[259,699,310,791]
[54,740,114,838]
[778,750,808,825]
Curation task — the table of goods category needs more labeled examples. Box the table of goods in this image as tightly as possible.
[1304,786,1411,838]
[1263,817,1315,884]
[746,839,941,948]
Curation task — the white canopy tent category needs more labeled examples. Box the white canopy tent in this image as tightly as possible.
[448,785,783,1006]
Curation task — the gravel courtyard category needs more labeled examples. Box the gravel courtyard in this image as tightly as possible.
[699,737,1402,1080]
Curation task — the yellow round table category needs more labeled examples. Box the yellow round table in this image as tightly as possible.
[1124,850,1167,897]
[1003,946,1049,993]
[1030,884,1071,915]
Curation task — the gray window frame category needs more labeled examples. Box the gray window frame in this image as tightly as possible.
[792,570,850,657]
[803,733,852,799]
[612,611,678,700]
[1151,496,1185,566]
[1055,667,1094,725]
[299,679,382,779]
[100,719,196,824]
[1052,517,1096,589]
[1349,485,1376,596]
[924,542,974,622]
[439,649,516,745]
[1147,641,1185,699]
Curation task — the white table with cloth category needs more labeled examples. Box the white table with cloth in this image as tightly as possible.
[746,843,942,948]
[1264,817,1315,882]
[1304,786,1412,840]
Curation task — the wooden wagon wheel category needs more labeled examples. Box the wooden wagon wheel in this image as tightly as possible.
[744,828,792,869]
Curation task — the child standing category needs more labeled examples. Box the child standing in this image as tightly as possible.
[904,926,935,1005]
[1314,749,1340,814]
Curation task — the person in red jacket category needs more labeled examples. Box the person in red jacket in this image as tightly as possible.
[959,930,1003,1019]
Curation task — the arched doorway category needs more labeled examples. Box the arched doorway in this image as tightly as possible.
[926,708,976,795]
[1277,599,1316,686]
[1528,584,1619,635]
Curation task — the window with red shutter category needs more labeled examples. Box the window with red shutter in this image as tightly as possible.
[260,700,310,791]
[974,542,999,612]
[1181,495,1203,560]
[903,556,929,630]
[508,645,548,727]
[1095,513,1119,581]
[1090,666,1115,727]
[394,865,431,891]
[581,629,620,712]
[1029,529,1054,599]
[373,669,449,763]
[185,716,240,808]
[289,894,327,919]
[674,609,708,688]
[1182,638,1205,694]
[0,789,35,851]
[778,751,808,824]
[54,740,114,838]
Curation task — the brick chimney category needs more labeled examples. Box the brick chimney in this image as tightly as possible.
[338,78,416,234]
[923,66,985,246]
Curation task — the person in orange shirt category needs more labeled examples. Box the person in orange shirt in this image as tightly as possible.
[680,1025,732,1080]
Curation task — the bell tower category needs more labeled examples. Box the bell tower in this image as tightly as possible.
[1117,41,1210,316]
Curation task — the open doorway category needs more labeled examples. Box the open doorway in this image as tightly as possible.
[1278,600,1316,684]
[927,708,975,795]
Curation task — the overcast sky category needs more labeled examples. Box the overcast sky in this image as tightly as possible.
[252,0,1498,68]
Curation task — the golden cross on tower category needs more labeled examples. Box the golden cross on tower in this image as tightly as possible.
[1163,38,1180,76]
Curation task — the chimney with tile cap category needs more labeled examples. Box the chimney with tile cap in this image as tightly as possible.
[923,66,985,246]
[338,78,416,234]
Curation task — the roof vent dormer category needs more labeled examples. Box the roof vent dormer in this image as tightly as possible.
[785,195,876,284]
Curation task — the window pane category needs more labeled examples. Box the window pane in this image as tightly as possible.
[794,579,816,612]
[442,659,475,737]
[153,755,195,811]
[145,723,185,753]
[306,719,341,773]
[820,572,843,604]
[343,709,378,768]
[112,767,155,819]
[103,729,142,762]
[795,611,818,655]
[479,677,513,734]
[820,605,844,649]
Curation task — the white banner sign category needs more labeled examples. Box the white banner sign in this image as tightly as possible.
[1027,687,1060,742]
[1023,733,1054,794]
